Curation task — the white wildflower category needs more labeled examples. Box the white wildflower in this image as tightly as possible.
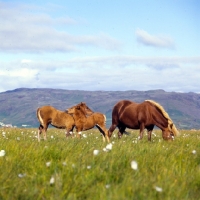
[131,160,138,170]
[83,134,87,138]
[105,184,110,189]
[87,165,91,169]
[192,150,197,154]
[50,135,54,139]
[62,162,67,166]
[0,150,6,157]
[105,143,112,151]
[46,161,51,167]
[154,186,163,192]
[93,149,99,155]
[72,164,75,168]
[103,148,108,152]
[50,176,55,185]
[18,173,26,178]
[17,137,20,141]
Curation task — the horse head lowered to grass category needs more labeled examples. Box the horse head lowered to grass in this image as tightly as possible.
[108,99,179,141]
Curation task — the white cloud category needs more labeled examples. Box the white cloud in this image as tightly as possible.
[21,59,32,64]
[0,68,35,77]
[0,3,121,53]
[0,2,199,94]
[0,56,199,93]
[135,28,175,49]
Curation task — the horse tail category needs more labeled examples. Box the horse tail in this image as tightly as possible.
[103,114,106,125]
[37,108,44,126]
[145,100,179,136]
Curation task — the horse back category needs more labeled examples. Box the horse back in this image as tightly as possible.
[112,100,133,117]
[124,101,168,127]
[92,112,106,124]
[111,100,153,129]
[38,105,73,124]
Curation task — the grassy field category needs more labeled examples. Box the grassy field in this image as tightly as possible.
[0,128,200,200]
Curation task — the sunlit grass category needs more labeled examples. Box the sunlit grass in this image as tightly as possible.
[0,128,200,199]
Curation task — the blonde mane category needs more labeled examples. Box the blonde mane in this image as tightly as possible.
[145,100,179,136]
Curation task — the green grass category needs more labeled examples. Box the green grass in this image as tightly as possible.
[0,128,200,200]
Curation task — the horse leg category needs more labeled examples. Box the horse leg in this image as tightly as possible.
[65,125,74,138]
[38,124,48,141]
[95,125,105,142]
[38,124,43,142]
[65,121,75,138]
[43,126,48,141]
[75,126,82,139]
[139,123,145,140]
[65,130,71,137]
[105,130,110,143]
[118,125,126,139]
[96,125,110,143]
[40,122,49,141]
[147,125,154,141]
[108,124,117,138]
[69,126,75,137]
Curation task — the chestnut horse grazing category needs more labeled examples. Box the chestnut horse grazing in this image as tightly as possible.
[37,105,75,142]
[108,100,179,141]
[67,104,110,142]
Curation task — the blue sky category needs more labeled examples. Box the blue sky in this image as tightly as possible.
[0,0,200,93]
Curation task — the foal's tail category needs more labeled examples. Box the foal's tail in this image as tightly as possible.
[37,108,44,126]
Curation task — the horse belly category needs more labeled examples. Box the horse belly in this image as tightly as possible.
[119,112,139,129]
[51,116,67,129]
[82,120,94,130]
[51,121,66,129]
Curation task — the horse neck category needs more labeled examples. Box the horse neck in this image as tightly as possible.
[75,109,87,119]
[151,108,169,131]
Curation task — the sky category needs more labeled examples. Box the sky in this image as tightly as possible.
[0,0,200,93]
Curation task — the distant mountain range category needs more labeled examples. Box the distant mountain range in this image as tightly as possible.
[0,88,200,129]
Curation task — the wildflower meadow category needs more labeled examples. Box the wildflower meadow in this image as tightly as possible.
[0,128,200,200]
